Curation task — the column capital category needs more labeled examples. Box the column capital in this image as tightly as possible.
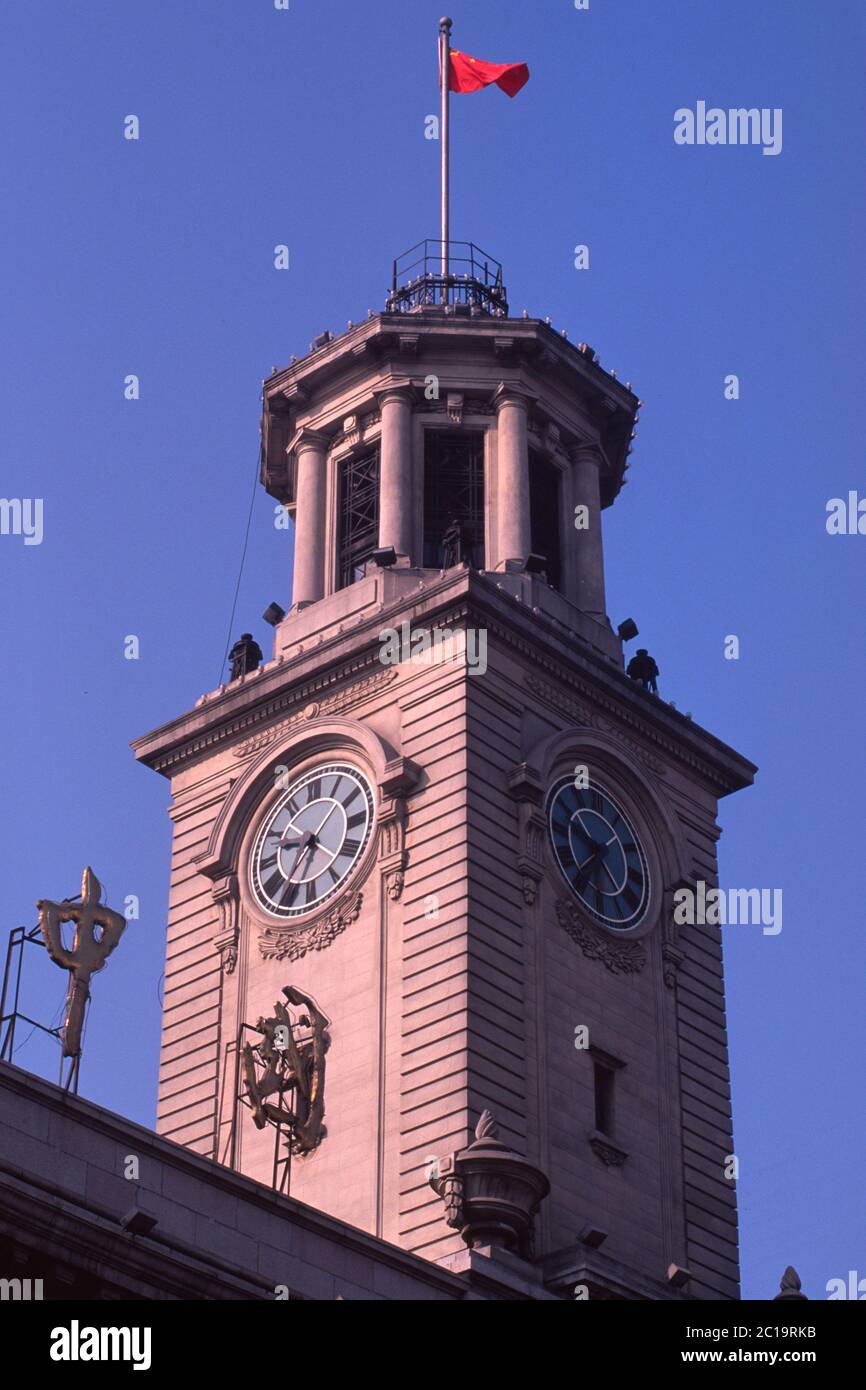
[568,439,605,467]
[494,382,530,413]
[287,426,330,458]
[375,383,414,411]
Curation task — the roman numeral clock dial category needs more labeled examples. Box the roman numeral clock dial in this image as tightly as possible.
[250,763,374,918]
[547,776,649,930]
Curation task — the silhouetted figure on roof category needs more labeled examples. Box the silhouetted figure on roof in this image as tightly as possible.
[626,648,659,694]
[441,516,465,570]
[229,633,263,682]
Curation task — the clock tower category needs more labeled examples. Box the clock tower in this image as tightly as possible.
[134,241,755,1301]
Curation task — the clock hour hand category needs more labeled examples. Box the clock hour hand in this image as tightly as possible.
[575,841,603,883]
[283,829,316,880]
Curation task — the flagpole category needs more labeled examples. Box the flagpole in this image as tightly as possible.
[439,16,452,288]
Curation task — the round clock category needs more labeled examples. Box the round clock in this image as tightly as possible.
[547,775,649,930]
[249,762,374,918]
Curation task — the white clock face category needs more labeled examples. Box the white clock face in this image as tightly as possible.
[249,763,374,918]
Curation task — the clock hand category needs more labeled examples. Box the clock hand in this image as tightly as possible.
[576,836,603,867]
[313,803,337,839]
[285,829,316,879]
[599,858,620,890]
[575,844,603,882]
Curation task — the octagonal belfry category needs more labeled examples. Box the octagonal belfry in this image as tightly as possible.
[261,240,638,665]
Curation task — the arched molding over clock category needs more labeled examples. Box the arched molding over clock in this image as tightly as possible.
[193,718,419,959]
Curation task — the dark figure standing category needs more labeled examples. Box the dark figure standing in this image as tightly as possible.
[441,517,465,569]
[626,648,659,694]
[229,632,263,682]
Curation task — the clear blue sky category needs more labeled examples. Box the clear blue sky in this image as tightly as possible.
[1,1,863,1301]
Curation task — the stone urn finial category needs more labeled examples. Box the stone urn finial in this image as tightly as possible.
[429,1109,550,1258]
[774,1266,808,1301]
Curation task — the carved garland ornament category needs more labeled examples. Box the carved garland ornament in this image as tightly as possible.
[555,898,647,975]
[259,891,363,963]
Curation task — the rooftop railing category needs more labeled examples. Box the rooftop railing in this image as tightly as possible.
[386,240,509,317]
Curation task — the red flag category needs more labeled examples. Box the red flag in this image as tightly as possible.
[448,49,530,98]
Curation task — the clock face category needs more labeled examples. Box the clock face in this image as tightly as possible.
[250,763,374,918]
[547,776,649,930]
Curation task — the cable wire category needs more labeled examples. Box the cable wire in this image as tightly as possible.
[218,448,261,685]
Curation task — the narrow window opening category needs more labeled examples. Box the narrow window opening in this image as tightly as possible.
[423,429,485,569]
[337,447,379,589]
[529,450,562,591]
[593,1060,616,1137]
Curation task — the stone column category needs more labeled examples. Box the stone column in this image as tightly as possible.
[377,388,413,560]
[291,429,328,606]
[570,442,607,619]
[495,388,531,570]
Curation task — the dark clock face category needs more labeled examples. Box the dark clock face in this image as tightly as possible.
[547,776,649,930]
[250,763,374,918]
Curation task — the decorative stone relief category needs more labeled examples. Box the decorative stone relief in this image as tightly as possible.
[232,669,397,759]
[259,890,362,963]
[555,898,647,975]
[661,879,689,988]
[212,872,239,975]
[378,796,408,901]
[517,811,545,905]
[588,1130,629,1167]
[507,762,546,907]
[544,421,561,453]
[662,944,684,990]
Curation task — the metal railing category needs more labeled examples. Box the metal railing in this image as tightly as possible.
[386,240,509,317]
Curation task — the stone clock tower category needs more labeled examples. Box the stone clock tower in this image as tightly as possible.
[134,242,755,1301]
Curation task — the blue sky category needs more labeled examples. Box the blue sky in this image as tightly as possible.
[1,1,863,1301]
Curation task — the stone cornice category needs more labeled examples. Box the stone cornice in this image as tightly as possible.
[454,582,756,796]
[133,570,755,794]
[133,654,396,775]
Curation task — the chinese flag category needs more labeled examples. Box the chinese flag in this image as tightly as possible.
[448,49,530,98]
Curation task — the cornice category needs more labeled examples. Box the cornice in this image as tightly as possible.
[133,655,396,775]
[134,570,755,795]
[454,584,756,796]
